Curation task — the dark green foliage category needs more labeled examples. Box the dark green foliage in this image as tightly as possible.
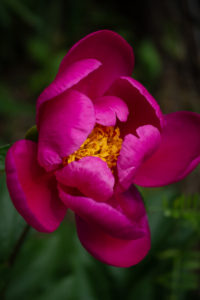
[0,145,10,174]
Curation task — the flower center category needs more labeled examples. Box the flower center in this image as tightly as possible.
[63,124,123,169]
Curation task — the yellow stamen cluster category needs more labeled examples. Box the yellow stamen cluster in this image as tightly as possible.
[63,124,123,170]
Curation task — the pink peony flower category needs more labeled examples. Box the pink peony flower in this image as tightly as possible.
[6,30,200,267]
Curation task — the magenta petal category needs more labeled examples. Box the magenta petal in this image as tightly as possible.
[134,111,200,187]
[58,30,134,98]
[107,76,164,136]
[58,184,147,240]
[94,96,129,126]
[5,140,66,232]
[76,216,150,267]
[116,185,146,220]
[37,90,95,171]
[36,58,101,117]
[56,157,114,202]
[117,125,161,190]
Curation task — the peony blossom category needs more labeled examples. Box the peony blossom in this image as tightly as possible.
[6,30,200,267]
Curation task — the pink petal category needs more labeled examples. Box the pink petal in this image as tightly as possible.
[134,111,200,187]
[116,185,146,220]
[56,157,114,202]
[117,125,161,190]
[107,76,164,136]
[94,95,129,126]
[37,90,95,171]
[36,58,101,119]
[76,216,150,268]
[58,30,134,98]
[57,184,147,240]
[5,140,67,233]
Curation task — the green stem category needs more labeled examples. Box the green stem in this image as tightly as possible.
[9,224,30,266]
[0,224,30,298]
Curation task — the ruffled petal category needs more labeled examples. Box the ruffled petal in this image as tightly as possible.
[5,140,67,233]
[59,30,134,98]
[134,111,200,187]
[107,76,164,136]
[36,58,101,118]
[94,95,129,126]
[57,184,147,240]
[76,215,150,268]
[56,157,114,202]
[117,125,161,190]
[37,90,95,171]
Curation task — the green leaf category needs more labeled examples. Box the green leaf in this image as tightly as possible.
[0,144,10,174]
[25,125,38,142]
[137,40,162,83]
[0,84,34,117]
[0,175,25,265]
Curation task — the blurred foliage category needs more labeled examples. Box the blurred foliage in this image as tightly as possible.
[0,0,200,299]
[135,40,162,86]
[0,145,10,175]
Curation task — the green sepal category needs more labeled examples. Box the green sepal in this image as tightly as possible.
[25,125,38,142]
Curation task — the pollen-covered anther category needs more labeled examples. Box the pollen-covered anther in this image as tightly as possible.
[63,124,123,169]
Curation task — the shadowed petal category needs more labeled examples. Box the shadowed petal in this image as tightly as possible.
[117,125,161,190]
[76,215,150,268]
[116,185,146,220]
[134,111,200,187]
[37,90,95,171]
[5,140,67,232]
[94,95,129,126]
[56,157,114,202]
[107,77,164,136]
[58,184,147,240]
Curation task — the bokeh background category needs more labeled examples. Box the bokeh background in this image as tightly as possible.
[0,0,200,299]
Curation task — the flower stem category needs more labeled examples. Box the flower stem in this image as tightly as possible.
[0,224,30,299]
[9,224,30,266]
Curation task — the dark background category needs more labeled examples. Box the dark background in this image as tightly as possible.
[0,0,200,299]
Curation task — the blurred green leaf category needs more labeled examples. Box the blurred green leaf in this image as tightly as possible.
[25,125,38,142]
[163,194,200,232]
[162,23,185,60]
[27,46,65,93]
[4,0,43,29]
[137,40,162,84]
[27,38,51,65]
[36,276,75,300]
[0,85,34,116]
[0,175,25,265]
[0,144,10,174]
[0,2,11,28]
